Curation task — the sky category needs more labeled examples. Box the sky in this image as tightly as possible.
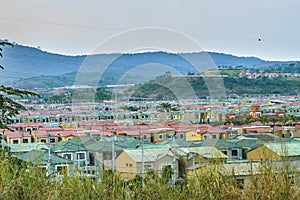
[1,0,300,61]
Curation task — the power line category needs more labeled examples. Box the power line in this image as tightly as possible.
[0,17,125,32]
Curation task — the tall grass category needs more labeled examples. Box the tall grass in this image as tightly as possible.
[0,150,299,200]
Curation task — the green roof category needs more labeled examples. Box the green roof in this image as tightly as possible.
[87,136,145,152]
[68,136,96,146]
[264,142,300,157]
[87,140,124,152]
[213,138,261,150]
[123,148,173,162]
[18,150,74,165]
[8,143,49,153]
[51,141,87,152]
[182,146,227,159]
[161,139,202,148]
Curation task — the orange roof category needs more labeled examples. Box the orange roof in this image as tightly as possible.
[4,131,31,139]
[295,124,300,131]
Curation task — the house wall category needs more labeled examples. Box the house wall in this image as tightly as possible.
[247,146,281,161]
[116,152,137,179]
[218,148,243,161]
[56,151,90,168]
[185,131,201,141]
[294,129,300,138]
[153,130,176,143]
[7,136,32,144]
[116,153,176,180]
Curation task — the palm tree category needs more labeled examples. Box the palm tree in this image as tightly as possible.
[159,102,172,113]
[258,115,270,125]
[278,115,291,127]
[269,117,278,134]
[241,116,254,126]
[225,117,237,126]
[289,115,300,126]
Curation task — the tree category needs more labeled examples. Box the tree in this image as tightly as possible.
[225,117,237,126]
[159,102,171,112]
[0,41,39,129]
[269,117,279,134]
[289,115,300,126]
[240,116,254,125]
[258,115,270,125]
[279,115,291,127]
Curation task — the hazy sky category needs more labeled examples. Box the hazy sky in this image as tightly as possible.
[1,0,300,60]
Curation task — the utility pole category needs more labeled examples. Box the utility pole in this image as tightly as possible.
[172,133,177,186]
[192,152,195,175]
[141,135,145,182]
[111,129,116,173]
[47,134,51,176]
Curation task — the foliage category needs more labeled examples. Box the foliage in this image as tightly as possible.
[1,148,299,200]
[129,74,300,99]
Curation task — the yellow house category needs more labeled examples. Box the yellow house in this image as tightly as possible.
[247,142,300,161]
[183,146,227,175]
[150,128,176,144]
[4,130,32,144]
[185,130,201,141]
[293,124,300,138]
[116,148,177,180]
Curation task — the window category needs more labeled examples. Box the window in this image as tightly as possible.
[22,138,29,143]
[49,138,56,143]
[221,150,228,155]
[231,149,238,157]
[143,134,147,140]
[62,153,72,160]
[76,152,85,160]
[179,134,184,139]
[203,135,209,140]
[55,165,68,174]
[144,164,153,170]
[129,164,132,167]
[158,134,163,140]
[41,139,46,143]
[212,134,217,139]
[12,139,19,144]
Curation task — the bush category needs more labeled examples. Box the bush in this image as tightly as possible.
[0,149,299,199]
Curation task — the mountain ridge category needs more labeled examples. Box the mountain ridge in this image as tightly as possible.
[0,41,297,88]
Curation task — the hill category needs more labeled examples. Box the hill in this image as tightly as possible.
[127,73,300,99]
[0,40,297,89]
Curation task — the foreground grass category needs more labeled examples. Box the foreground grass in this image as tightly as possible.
[0,151,299,200]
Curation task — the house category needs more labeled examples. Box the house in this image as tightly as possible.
[149,128,176,144]
[249,105,262,119]
[51,140,91,171]
[247,140,300,161]
[294,124,300,138]
[18,149,75,176]
[3,130,32,144]
[6,142,49,156]
[87,136,140,173]
[184,130,200,141]
[115,148,177,180]
[201,126,227,140]
[181,146,227,170]
[212,137,262,161]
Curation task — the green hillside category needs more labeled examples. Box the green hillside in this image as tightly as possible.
[127,73,300,99]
